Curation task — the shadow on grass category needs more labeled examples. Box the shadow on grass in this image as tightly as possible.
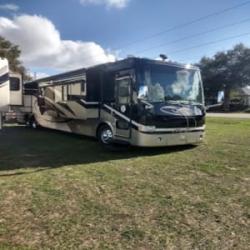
[0,125,195,175]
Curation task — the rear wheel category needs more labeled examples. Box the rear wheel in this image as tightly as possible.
[98,124,113,145]
[31,120,37,129]
[28,117,39,129]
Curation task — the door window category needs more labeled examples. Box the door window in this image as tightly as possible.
[116,77,131,105]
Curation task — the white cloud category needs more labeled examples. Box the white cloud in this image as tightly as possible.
[0,15,116,72]
[80,0,129,9]
[0,4,19,12]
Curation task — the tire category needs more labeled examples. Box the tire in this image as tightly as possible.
[97,124,113,145]
[29,117,39,129]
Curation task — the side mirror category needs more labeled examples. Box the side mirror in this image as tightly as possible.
[205,102,223,111]
[138,86,148,100]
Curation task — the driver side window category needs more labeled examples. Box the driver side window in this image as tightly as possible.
[116,77,131,105]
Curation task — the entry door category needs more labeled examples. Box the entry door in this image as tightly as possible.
[114,76,132,139]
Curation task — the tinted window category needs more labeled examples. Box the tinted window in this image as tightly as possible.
[62,85,68,101]
[0,73,9,85]
[10,77,20,91]
[81,80,86,93]
[116,78,131,105]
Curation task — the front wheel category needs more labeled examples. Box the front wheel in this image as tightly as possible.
[97,125,113,145]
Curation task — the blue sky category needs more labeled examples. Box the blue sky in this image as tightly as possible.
[0,0,250,76]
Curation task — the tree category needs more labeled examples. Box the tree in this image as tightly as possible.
[0,36,31,80]
[198,44,250,111]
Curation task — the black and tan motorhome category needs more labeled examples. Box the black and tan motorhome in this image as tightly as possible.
[19,57,206,146]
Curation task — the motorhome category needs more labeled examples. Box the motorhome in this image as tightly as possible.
[0,58,23,129]
[21,57,206,147]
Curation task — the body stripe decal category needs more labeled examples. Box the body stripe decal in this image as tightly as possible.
[140,129,205,135]
[0,73,9,85]
[80,99,99,105]
[103,104,205,133]
[33,95,205,134]
[58,102,76,116]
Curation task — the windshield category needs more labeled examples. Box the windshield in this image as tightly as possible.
[137,64,204,104]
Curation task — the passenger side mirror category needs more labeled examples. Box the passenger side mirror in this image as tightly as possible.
[205,102,223,111]
[206,90,224,111]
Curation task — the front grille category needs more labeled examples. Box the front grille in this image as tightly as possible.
[143,115,205,128]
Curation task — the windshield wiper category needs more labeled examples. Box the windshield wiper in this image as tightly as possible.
[165,100,185,105]
[165,100,201,105]
[185,100,202,105]
[139,99,154,109]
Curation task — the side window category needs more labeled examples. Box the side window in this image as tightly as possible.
[69,83,81,96]
[10,77,20,91]
[81,80,86,94]
[62,85,68,101]
[116,77,131,105]
[44,86,55,101]
[54,85,63,102]
[40,87,45,96]
[68,81,86,100]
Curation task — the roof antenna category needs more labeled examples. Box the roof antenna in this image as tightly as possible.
[159,54,168,61]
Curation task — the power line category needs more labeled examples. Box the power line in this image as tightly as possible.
[78,23,250,66]
[167,32,250,55]
[135,18,250,55]
[30,1,250,75]
[118,0,250,50]
[63,31,250,72]
[84,31,250,73]
[78,1,250,64]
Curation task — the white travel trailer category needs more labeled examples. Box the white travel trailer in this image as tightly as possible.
[0,58,23,129]
[21,58,206,147]
[0,58,10,109]
[0,58,10,129]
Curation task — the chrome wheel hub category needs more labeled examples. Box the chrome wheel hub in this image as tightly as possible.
[101,128,113,144]
[32,121,37,129]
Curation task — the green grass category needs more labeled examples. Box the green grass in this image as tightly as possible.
[0,118,250,249]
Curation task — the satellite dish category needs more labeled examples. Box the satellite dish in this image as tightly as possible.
[159,54,168,61]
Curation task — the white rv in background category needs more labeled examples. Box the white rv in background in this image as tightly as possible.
[0,58,23,129]
[0,58,9,129]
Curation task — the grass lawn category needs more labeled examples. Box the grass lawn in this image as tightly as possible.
[0,118,249,249]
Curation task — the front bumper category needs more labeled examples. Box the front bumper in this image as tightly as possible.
[131,128,205,147]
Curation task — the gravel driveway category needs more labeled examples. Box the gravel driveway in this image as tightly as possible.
[207,113,250,119]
